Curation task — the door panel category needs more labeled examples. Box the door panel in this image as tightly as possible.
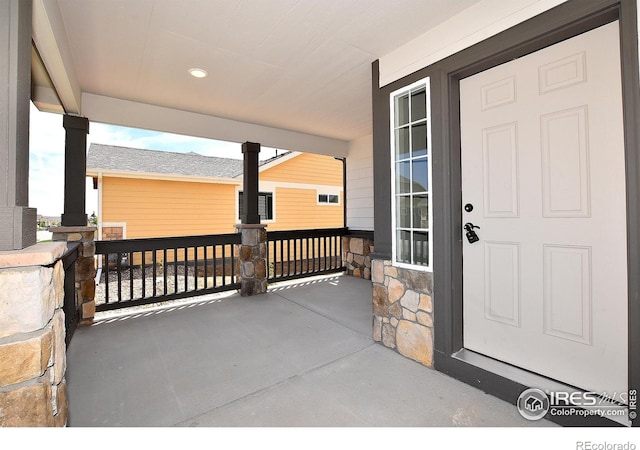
[461,21,628,396]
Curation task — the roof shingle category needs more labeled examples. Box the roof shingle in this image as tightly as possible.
[87,144,245,179]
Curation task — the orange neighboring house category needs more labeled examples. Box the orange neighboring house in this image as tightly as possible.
[86,143,344,241]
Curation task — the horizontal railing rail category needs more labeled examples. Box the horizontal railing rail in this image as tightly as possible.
[95,233,241,311]
[62,242,81,346]
[267,227,347,282]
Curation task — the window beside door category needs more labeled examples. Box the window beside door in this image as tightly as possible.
[390,77,432,270]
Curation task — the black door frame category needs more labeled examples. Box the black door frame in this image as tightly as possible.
[427,0,640,427]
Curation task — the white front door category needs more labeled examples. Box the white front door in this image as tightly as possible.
[461,21,628,396]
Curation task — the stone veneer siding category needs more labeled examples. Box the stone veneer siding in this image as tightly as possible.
[51,227,97,325]
[371,258,434,367]
[235,224,267,296]
[0,242,68,426]
[342,236,374,280]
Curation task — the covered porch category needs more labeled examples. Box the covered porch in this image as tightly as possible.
[66,274,545,427]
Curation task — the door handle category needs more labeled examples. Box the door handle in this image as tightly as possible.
[464,223,480,244]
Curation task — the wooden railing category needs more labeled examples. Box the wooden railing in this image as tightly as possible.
[93,228,349,312]
[95,233,241,312]
[267,227,346,282]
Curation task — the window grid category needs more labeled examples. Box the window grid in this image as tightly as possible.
[391,79,431,269]
[238,191,274,221]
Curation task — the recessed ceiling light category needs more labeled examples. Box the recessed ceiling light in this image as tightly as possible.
[188,68,208,78]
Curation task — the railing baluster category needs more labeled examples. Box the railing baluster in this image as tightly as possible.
[183,247,188,292]
[163,248,168,296]
[128,252,134,300]
[104,255,109,304]
[204,245,208,289]
[305,238,312,273]
[194,246,199,292]
[230,244,235,284]
[222,244,227,286]
[141,251,146,299]
[280,239,284,280]
[174,248,178,294]
[116,252,122,304]
[214,245,218,287]
[324,237,328,270]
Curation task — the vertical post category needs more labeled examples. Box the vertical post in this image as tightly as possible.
[241,141,260,224]
[61,115,90,226]
[0,0,36,250]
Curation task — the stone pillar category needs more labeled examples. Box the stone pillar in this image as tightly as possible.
[0,0,36,250]
[241,142,261,225]
[235,224,267,296]
[61,115,90,227]
[0,242,68,426]
[342,234,374,279]
[50,226,97,324]
[371,259,434,367]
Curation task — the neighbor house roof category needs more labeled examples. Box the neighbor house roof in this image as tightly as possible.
[86,143,294,180]
[87,144,244,179]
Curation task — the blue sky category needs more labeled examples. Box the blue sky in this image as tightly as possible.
[28,103,279,216]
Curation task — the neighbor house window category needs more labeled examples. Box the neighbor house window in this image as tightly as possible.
[390,77,432,269]
[318,193,339,205]
[238,191,274,221]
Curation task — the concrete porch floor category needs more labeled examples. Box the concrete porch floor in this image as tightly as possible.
[65,274,553,427]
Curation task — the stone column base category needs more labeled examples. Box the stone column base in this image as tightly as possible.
[50,226,97,325]
[0,242,68,426]
[235,224,267,296]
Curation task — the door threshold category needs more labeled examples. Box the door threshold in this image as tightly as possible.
[453,349,630,427]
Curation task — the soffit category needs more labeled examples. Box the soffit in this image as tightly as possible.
[36,0,481,143]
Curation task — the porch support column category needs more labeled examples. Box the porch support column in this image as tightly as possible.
[61,115,89,226]
[0,0,36,250]
[241,141,260,224]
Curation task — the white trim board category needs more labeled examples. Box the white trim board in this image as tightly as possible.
[379,0,568,87]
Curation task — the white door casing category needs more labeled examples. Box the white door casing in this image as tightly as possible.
[461,21,628,396]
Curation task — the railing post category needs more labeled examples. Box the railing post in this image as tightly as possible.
[50,226,97,325]
[235,224,267,296]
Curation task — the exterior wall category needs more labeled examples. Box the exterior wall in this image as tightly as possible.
[346,135,374,231]
[101,177,238,238]
[378,0,568,87]
[268,187,343,231]
[98,152,344,240]
[260,152,342,185]
[371,259,434,367]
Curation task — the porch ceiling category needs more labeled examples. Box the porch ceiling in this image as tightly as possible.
[31,0,481,155]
